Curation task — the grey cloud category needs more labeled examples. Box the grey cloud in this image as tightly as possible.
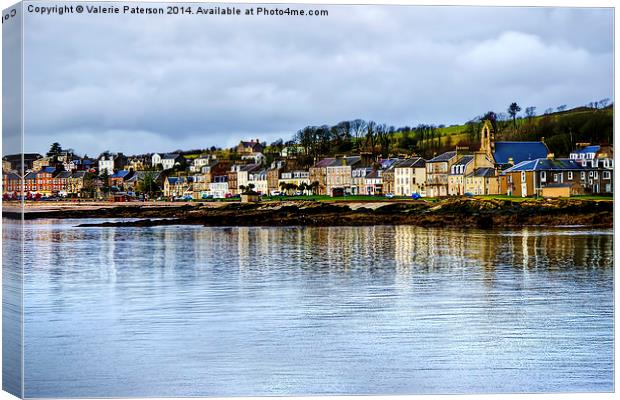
[21,3,613,156]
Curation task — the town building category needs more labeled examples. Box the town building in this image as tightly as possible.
[278,170,310,193]
[248,169,269,195]
[237,139,263,155]
[309,158,335,196]
[500,155,612,197]
[394,157,426,196]
[2,172,21,196]
[207,175,229,199]
[267,161,286,195]
[98,152,127,175]
[447,155,473,196]
[363,169,383,195]
[464,167,500,195]
[351,167,372,195]
[426,151,458,197]
[325,156,362,196]
[3,153,43,172]
[164,176,194,198]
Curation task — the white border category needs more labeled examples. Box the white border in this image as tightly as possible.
[0,1,616,400]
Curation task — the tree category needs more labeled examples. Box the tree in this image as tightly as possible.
[47,142,63,157]
[99,169,110,196]
[507,102,522,130]
[599,98,610,108]
[310,181,319,195]
[81,172,97,198]
[525,106,536,120]
[556,104,567,112]
[138,171,159,197]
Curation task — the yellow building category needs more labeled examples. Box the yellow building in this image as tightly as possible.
[464,167,501,195]
[394,157,426,196]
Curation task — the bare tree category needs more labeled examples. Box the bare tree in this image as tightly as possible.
[525,106,536,120]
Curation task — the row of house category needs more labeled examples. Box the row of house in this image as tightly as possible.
[3,125,614,199]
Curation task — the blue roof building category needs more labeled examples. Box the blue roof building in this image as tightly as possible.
[570,145,601,160]
[493,141,549,165]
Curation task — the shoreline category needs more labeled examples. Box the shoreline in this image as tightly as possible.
[2,197,613,229]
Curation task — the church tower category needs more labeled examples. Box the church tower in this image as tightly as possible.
[480,119,495,159]
[472,119,496,169]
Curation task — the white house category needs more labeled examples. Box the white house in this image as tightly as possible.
[248,169,269,195]
[395,157,427,196]
[191,154,217,172]
[161,154,182,170]
[98,154,115,175]
[151,153,162,168]
[241,152,266,165]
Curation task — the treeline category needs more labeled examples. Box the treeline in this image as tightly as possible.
[463,102,613,156]
[263,120,450,167]
[260,101,613,166]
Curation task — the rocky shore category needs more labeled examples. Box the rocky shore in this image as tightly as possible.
[3,198,613,228]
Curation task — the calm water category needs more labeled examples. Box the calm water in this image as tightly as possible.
[13,219,615,397]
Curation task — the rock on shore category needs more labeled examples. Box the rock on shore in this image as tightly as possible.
[3,197,612,229]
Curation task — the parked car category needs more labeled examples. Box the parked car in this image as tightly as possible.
[412,193,421,199]
[385,193,394,199]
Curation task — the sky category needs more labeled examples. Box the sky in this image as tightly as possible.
[20,3,614,157]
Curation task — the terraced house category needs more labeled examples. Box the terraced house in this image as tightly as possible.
[464,167,500,195]
[164,176,194,197]
[447,155,473,196]
[351,167,372,195]
[501,154,612,197]
[426,151,458,197]
[309,158,335,196]
[394,157,426,196]
[325,156,361,196]
[278,170,310,192]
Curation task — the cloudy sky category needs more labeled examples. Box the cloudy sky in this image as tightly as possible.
[22,4,613,156]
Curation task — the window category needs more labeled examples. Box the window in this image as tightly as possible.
[594,172,598,179]
[553,174,558,182]
[581,171,586,180]
[540,171,546,182]
[521,171,526,183]
[603,171,611,179]
[567,172,573,180]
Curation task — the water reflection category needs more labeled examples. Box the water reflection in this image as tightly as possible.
[18,220,614,397]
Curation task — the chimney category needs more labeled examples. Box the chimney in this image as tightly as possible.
[547,153,555,160]
[508,157,514,165]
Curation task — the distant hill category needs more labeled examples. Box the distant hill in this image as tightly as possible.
[423,105,613,157]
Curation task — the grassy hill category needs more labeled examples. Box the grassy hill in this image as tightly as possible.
[392,105,613,158]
